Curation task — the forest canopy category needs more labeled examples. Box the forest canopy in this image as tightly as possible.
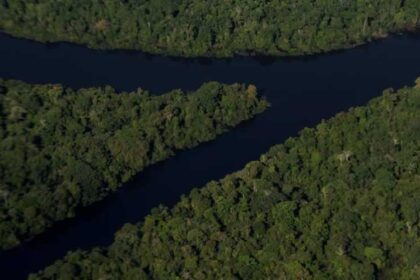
[0,0,419,57]
[0,79,267,250]
[30,80,420,279]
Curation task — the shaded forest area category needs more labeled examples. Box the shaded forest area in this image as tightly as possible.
[0,0,419,57]
[0,79,267,250]
[32,80,420,279]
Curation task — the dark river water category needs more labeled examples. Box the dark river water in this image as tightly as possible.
[0,32,419,279]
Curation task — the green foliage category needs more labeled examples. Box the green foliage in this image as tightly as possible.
[364,247,385,268]
[0,79,267,250]
[0,0,419,57]
[31,81,420,279]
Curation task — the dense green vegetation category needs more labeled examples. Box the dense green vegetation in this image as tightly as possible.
[0,79,267,250]
[0,0,418,57]
[31,80,420,279]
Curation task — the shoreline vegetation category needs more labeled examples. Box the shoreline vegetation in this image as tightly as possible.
[31,80,420,279]
[0,1,418,57]
[0,79,268,250]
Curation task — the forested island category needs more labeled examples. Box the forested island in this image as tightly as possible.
[0,0,418,57]
[0,79,267,250]
[30,80,420,279]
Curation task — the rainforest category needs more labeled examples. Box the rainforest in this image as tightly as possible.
[0,1,419,280]
[0,79,267,250]
[29,81,420,280]
[0,0,419,56]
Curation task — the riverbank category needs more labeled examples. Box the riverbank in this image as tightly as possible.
[0,1,418,57]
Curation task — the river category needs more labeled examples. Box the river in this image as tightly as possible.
[0,32,419,279]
